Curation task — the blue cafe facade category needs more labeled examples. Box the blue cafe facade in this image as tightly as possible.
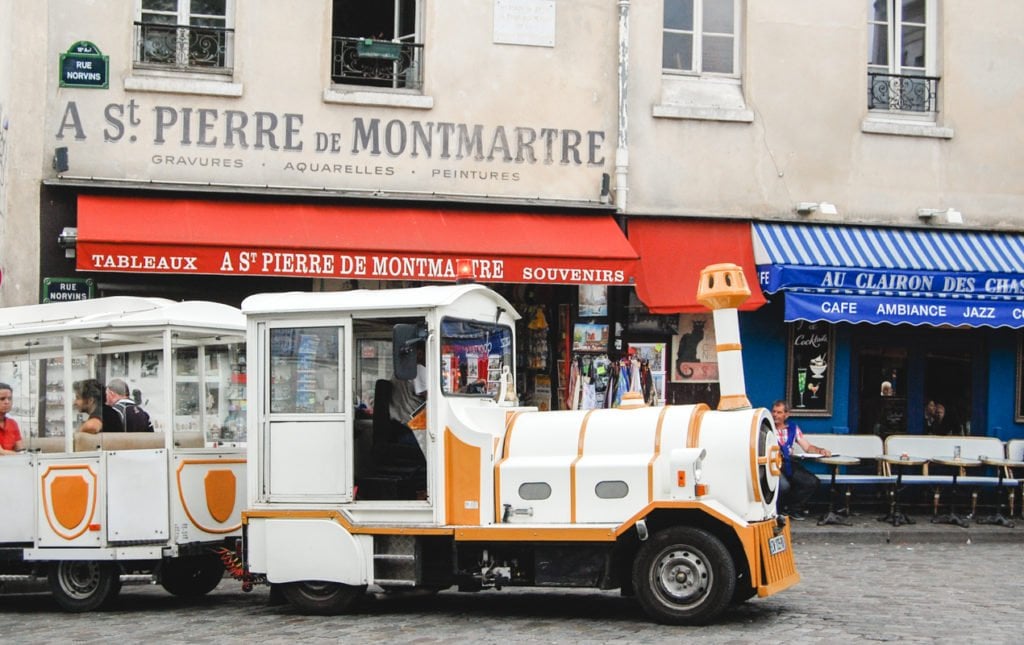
[738,223,1024,442]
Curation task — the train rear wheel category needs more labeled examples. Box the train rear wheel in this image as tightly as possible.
[160,554,225,597]
[632,526,735,625]
[48,561,122,612]
[281,580,366,615]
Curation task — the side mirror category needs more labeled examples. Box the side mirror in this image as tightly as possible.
[393,323,427,380]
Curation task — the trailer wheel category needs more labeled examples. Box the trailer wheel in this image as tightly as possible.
[160,554,225,597]
[48,561,122,612]
[281,581,366,615]
[631,527,735,625]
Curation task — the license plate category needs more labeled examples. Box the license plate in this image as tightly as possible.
[768,534,787,555]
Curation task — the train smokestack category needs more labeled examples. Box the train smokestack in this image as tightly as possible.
[696,263,751,411]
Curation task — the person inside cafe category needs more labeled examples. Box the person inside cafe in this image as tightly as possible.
[880,381,894,396]
[924,400,937,433]
[931,402,961,436]
[772,399,831,520]
[0,382,25,455]
[73,378,123,434]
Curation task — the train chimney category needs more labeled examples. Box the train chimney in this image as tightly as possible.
[696,263,751,411]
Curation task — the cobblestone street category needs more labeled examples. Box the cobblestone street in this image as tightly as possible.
[2,534,1021,644]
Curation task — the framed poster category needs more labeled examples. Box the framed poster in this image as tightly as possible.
[573,322,608,352]
[578,285,608,317]
[786,320,834,416]
[671,314,718,383]
[1016,336,1024,422]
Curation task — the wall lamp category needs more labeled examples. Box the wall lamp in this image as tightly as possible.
[58,226,77,259]
[917,207,963,224]
[794,201,838,216]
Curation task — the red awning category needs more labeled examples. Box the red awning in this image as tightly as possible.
[629,219,766,313]
[76,196,639,285]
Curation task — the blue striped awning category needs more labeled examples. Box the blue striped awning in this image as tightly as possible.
[752,223,1024,328]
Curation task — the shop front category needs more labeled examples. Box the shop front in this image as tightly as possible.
[70,193,643,412]
[624,218,766,409]
[752,222,1024,440]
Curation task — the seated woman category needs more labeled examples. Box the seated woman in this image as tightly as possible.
[73,378,123,434]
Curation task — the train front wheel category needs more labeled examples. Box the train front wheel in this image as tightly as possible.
[631,526,735,625]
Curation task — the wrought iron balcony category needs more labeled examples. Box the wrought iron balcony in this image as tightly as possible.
[134,21,233,73]
[867,72,939,113]
[331,36,423,90]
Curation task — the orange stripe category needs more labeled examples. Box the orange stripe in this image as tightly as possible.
[176,459,246,534]
[748,414,763,503]
[686,403,710,448]
[646,406,671,503]
[716,342,742,352]
[242,508,454,535]
[444,428,481,526]
[569,410,596,524]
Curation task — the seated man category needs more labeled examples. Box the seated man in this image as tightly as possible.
[73,378,122,434]
[0,382,24,455]
[772,399,830,520]
[389,341,427,451]
[105,379,155,432]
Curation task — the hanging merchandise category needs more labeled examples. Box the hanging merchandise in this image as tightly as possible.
[525,305,550,370]
[570,353,611,410]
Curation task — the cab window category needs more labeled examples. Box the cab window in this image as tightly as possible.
[439,318,513,396]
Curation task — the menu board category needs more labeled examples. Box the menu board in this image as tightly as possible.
[786,320,834,416]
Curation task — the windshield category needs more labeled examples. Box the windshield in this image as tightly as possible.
[439,318,513,396]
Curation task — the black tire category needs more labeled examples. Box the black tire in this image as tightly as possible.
[281,581,366,615]
[631,526,736,625]
[160,554,225,597]
[48,561,122,612]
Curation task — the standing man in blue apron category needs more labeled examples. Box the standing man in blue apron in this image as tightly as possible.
[772,400,831,519]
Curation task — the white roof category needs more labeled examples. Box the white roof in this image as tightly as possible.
[0,297,244,340]
[242,284,520,320]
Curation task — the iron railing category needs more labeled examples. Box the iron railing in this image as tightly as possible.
[134,21,233,72]
[331,36,423,90]
[867,72,939,113]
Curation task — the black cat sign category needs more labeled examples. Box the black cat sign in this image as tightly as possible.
[672,313,719,383]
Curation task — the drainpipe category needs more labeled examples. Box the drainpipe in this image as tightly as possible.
[615,0,630,213]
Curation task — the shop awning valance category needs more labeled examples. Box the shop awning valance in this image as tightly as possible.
[629,219,766,313]
[753,223,1024,328]
[76,196,640,286]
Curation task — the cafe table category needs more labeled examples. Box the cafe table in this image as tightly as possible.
[929,455,982,527]
[974,456,1024,528]
[817,455,861,526]
[876,454,928,526]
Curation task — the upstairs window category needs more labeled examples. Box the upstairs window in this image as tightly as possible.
[867,0,938,113]
[662,0,738,77]
[331,0,423,90]
[135,0,234,74]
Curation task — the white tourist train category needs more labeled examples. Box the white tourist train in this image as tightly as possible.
[0,264,798,623]
[240,263,798,624]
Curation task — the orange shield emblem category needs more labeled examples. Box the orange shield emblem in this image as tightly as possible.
[51,475,89,530]
[204,469,237,524]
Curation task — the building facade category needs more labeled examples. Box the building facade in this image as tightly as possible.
[2,1,1024,438]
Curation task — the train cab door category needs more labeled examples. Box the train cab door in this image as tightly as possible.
[257,319,352,503]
